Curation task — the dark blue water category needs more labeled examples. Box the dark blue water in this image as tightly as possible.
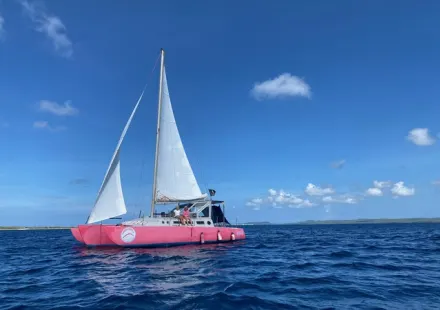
[1,224,440,309]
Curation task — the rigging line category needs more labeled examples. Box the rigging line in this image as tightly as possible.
[133,51,162,217]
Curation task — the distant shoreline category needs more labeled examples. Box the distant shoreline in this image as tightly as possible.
[240,218,440,226]
[2,217,440,230]
[0,227,73,231]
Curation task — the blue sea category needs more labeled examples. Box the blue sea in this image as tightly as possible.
[1,223,440,309]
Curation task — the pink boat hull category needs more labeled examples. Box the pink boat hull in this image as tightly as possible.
[71,227,84,243]
[71,225,245,247]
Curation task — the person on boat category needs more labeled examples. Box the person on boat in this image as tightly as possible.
[173,206,185,225]
[183,206,192,225]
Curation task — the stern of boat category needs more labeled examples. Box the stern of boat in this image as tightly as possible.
[77,224,117,246]
[71,227,84,244]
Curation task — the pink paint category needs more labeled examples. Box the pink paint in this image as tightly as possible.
[71,224,245,247]
[77,224,116,246]
[70,227,84,243]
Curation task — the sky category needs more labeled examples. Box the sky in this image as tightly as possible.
[1,0,440,226]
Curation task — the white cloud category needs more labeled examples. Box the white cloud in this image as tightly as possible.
[33,120,65,132]
[373,180,392,189]
[391,181,415,197]
[406,128,435,146]
[246,188,319,209]
[251,198,263,204]
[432,180,440,186]
[289,196,304,204]
[322,195,357,204]
[345,197,357,204]
[322,196,332,203]
[251,73,311,100]
[245,198,263,207]
[294,199,316,208]
[20,1,73,58]
[268,188,277,196]
[365,187,383,196]
[0,13,5,39]
[330,159,346,169]
[252,198,263,204]
[38,100,78,116]
[33,120,49,129]
[305,183,334,196]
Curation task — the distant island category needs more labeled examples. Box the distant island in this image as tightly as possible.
[294,218,440,224]
[0,226,73,231]
[240,221,272,225]
[240,218,440,226]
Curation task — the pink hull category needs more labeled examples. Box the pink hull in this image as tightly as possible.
[71,228,84,243]
[72,225,117,246]
[71,224,245,247]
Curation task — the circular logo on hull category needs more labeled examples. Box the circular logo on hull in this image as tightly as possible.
[121,227,136,243]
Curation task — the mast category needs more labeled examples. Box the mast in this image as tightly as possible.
[150,48,165,217]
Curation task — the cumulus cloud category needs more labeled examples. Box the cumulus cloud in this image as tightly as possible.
[305,183,334,196]
[391,181,415,197]
[268,188,277,196]
[373,180,392,189]
[20,1,73,58]
[330,159,346,169]
[365,180,390,196]
[289,199,316,208]
[245,198,263,207]
[365,187,383,196]
[322,195,358,204]
[406,128,435,146]
[251,73,311,100]
[246,179,416,211]
[246,188,319,209]
[270,190,303,205]
[38,100,78,116]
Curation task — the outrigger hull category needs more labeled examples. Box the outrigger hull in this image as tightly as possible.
[71,225,245,247]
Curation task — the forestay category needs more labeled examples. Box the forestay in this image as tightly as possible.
[155,68,206,202]
[87,89,146,224]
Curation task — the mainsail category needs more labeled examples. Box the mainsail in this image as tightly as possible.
[154,67,206,203]
[86,89,145,224]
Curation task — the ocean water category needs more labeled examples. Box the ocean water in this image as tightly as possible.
[1,224,440,310]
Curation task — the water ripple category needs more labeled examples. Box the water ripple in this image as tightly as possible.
[1,223,440,309]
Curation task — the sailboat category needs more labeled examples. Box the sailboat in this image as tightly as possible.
[71,49,246,247]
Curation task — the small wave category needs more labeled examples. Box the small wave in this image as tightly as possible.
[330,250,354,258]
[170,292,294,310]
[2,224,440,309]
[288,261,315,269]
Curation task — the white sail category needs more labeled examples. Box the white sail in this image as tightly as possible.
[87,89,145,224]
[87,151,125,223]
[154,67,206,202]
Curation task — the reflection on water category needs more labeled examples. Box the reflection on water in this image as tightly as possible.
[73,242,244,297]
